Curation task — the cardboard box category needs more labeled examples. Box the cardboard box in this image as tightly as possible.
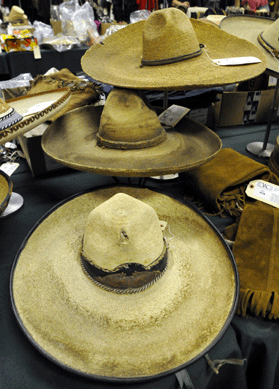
[50,20,62,35]
[4,36,38,52]
[188,104,214,127]
[100,21,127,35]
[214,88,279,127]
[18,123,66,177]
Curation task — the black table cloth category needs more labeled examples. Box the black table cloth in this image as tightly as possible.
[0,46,88,80]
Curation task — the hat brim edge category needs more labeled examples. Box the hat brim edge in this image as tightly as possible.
[10,184,239,383]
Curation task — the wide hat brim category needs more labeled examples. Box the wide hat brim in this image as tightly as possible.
[220,15,279,76]
[41,105,222,177]
[0,169,13,216]
[11,185,238,381]
[81,18,267,90]
[0,88,71,146]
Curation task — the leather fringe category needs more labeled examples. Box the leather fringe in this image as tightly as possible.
[237,289,279,320]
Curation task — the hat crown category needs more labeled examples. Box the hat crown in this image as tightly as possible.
[82,193,165,271]
[98,88,166,149]
[142,8,201,63]
[261,18,279,51]
[9,5,27,21]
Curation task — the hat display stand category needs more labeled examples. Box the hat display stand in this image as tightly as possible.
[1,192,24,217]
[150,90,180,182]
[246,72,279,158]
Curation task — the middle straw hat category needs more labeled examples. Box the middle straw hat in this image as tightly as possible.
[42,87,222,176]
[81,8,267,90]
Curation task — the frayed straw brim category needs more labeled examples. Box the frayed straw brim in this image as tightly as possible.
[81,18,267,90]
[220,15,279,76]
[0,170,12,215]
[41,105,222,177]
[0,88,71,146]
[11,186,238,381]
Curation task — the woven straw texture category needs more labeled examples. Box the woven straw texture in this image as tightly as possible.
[0,88,71,146]
[81,9,267,90]
[11,186,237,380]
[83,193,165,269]
[220,15,279,76]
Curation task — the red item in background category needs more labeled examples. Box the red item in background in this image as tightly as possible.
[137,0,156,10]
[241,0,268,11]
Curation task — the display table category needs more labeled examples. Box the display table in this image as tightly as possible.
[1,120,279,389]
[0,45,88,79]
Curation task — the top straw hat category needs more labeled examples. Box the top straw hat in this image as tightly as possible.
[0,88,71,146]
[220,15,279,76]
[11,185,238,381]
[81,8,267,90]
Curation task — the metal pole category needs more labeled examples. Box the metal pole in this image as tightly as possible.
[246,76,279,158]
[163,90,168,110]
[262,77,279,150]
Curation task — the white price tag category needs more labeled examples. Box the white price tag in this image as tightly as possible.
[246,180,279,208]
[4,142,17,149]
[23,101,56,116]
[212,56,261,66]
[33,45,41,59]
[0,162,19,176]
[159,104,190,128]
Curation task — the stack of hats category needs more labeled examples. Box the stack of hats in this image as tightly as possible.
[42,8,267,177]
[9,8,273,383]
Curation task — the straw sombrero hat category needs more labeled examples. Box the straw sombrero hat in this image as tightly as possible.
[0,88,71,146]
[42,87,222,177]
[0,169,13,216]
[11,185,238,381]
[81,8,267,90]
[220,15,279,76]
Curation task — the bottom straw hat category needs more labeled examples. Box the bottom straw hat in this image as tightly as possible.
[11,186,238,381]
